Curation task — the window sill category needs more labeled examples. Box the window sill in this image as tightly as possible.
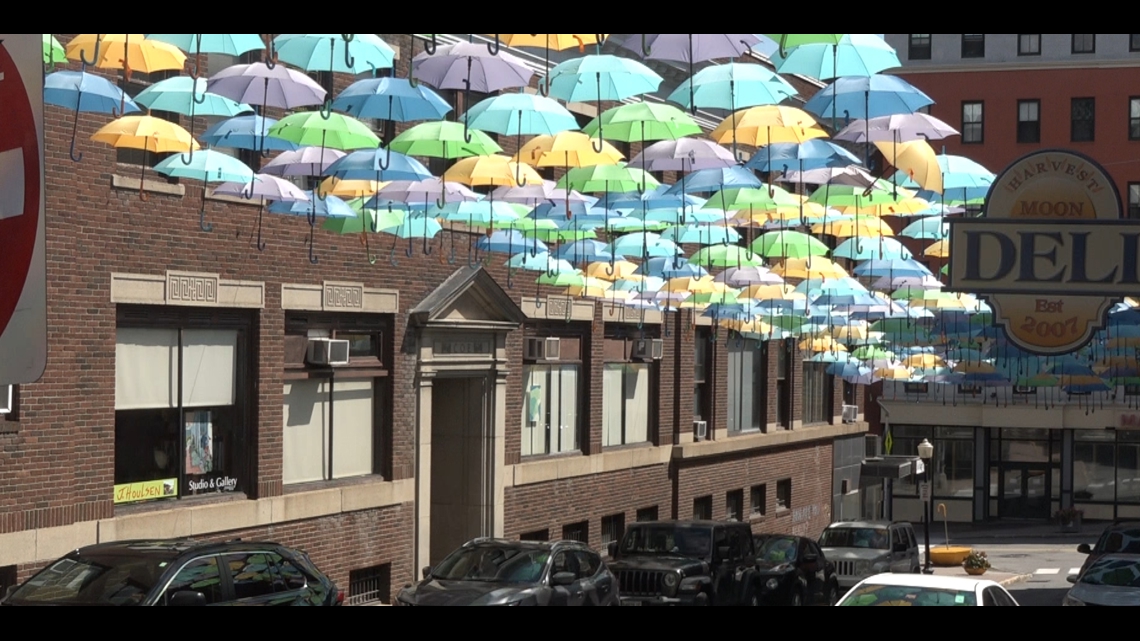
[601,441,653,453]
[111,173,186,197]
[519,450,583,463]
[283,474,387,495]
[205,188,263,206]
[774,507,791,516]
[114,489,250,516]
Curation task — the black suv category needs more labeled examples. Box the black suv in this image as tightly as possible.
[1,539,340,606]
[607,520,761,606]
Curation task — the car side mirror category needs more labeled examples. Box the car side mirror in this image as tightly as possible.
[1077,543,1092,554]
[893,542,909,553]
[607,541,618,558]
[1066,575,1078,584]
[552,571,576,586]
[168,590,207,607]
[422,566,432,579]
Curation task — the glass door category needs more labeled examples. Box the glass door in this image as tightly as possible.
[999,464,1051,519]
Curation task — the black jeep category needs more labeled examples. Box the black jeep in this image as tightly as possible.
[607,520,761,606]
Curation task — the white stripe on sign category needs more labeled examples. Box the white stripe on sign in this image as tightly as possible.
[1035,568,1060,575]
[1070,568,1082,574]
[0,147,24,220]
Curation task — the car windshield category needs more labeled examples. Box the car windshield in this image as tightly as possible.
[431,545,549,584]
[620,526,711,557]
[838,584,977,606]
[1079,558,1140,588]
[819,527,890,550]
[7,553,166,606]
[758,537,799,564]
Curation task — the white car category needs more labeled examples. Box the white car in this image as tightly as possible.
[835,573,1020,606]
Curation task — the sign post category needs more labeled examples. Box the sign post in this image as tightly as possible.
[0,34,47,385]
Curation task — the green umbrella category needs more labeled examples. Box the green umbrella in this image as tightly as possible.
[501,218,559,233]
[581,102,702,142]
[538,271,586,287]
[713,186,800,213]
[763,33,845,56]
[751,230,829,258]
[690,244,764,268]
[388,120,501,159]
[808,184,903,208]
[268,111,381,151]
[43,34,65,66]
[556,162,660,193]
[852,345,894,361]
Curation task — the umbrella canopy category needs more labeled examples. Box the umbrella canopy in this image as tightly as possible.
[465,92,579,136]
[134,76,252,117]
[833,236,913,261]
[44,71,141,114]
[629,138,736,172]
[267,111,380,150]
[667,62,796,111]
[91,115,200,153]
[444,154,542,188]
[200,115,300,151]
[557,163,660,194]
[146,34,265,57]
[214,173,310,201]
[323,148,432,182]
[711,105,828,147]
[804,75,934,120]
[269,192,356,218]
[583,102,702,142]
[876,139,942,193]
[375,178,481,205]
[44,34,66,65]
[772,257,849,280]
[262,146,346,177]
[207,62,327,109]
[388,120,502,158]
[273,34,396,74]
[516,132,624,167]
[835,113,959,143]
[751,230,829,258]
[154,149,254,183]
[331,77,452,122]
[545,54,663,102]
[66,34,186,74]
[764,34,845,56]
[772,34,900,80]
[744,139,860,173]
[412,42,534,92]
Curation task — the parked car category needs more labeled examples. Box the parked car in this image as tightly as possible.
[0,539,341,606]
[836,573,1020,606]
[818,520,920,589]
[1063,554,1140,606]
[1076,520,1140,575]
[394,538,617,606]
[753,535,841,606]
[607,520,760,606]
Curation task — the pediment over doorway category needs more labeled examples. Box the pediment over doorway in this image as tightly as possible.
[408,266,527,328]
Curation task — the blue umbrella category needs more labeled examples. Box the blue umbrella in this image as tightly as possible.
[273,34,396,75]
[635,257,708,279]
[665,166,762,194]
[804,75,934,121]
[530,202,616,229]
[465,92,579,136]
[661,224,741,245]
[900,216,947,240]
[45,70,141,162]
[268,191,356,218]
[201,115,300,152]
[555,239,620,264]
[331,77,452,122]
[146,33,266,58]
[610,186,707,212]
[607,232,682,258]
[477,229,547,255]
[667,62,796,111]
[853,258,932,279]
[832,236,913,261]
[323,147,432,182]
[744,140,860,173]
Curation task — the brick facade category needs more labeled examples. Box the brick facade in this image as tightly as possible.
[0,34,863,601]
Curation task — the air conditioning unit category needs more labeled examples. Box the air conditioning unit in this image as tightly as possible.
[842,404,859,424]
[693,420,708,441]
[524,337,561,361]
[306,338,350,366]
[1013,385,1035,394]
[865,434,882,458]
[632,338,664,360]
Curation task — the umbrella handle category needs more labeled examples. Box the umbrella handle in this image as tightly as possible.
[320,97,334,120]
[199,194,213,233]
[309,227,320,265]
[264,35,277,70]
[406,237,415,257]
[377,144,392,171]
[387,234,400,266]
[424,34,438,55]
[467,238,479,268]
[341,34,355,69]
[640,34,652,56]
[79,34,102,66]
[447,230,457,264]
[361,230,378,265]
[506,264,515,289]
[423,232,434,255]
[487,34,501,55]
[255,205,267,251]
[68,103,84,162]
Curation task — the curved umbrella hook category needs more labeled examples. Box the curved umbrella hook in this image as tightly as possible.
[79,34,102,66]
[422,204,435,255]
[447,226,458,264]
[406,237,416,257]
[198,196,213,232]
[189,34,203,82]
[342,34,355,69]
[487,34,501,56]
[67,91,85,162]
[362,230,378,265]
[255,204,267,251]
[387,234,400,266]
[466,234,479,268]
[308,225,320,265]
[264,35,277,70]
[537,34,551,97]
[640,34,652,56]
[424,34,438,56]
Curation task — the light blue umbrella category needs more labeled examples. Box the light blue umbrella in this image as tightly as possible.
[853,258,932,279]
[832,236,913,261]
[466,92,579,136]
[154,150,254,231]
[804,75,934,121]
[744,140,860,173]
[665,166,762,194]
[331,77,452,122]
[661,224,741,245]
[772,34,901,80]
[323,147,432,182]
[555,239,620,264]
[635,257,707,279]
[45,71,141,162]
[895,154,996,191]
[477,230,548,255]
[545,54,662,150]
[273,34,395,75]
[200,115,300,152]
[607,232,682,258]
[667,62,796,111]
[135,76,253,117]
[900,216,948,240]
[146,34,265,58]
[614,276,665,293]
[268,191,356,218]
[508,252,572,272]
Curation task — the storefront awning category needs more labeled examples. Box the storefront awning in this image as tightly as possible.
[861,456,921,480]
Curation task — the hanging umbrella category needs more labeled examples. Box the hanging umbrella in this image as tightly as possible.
[663,225,741,245]
[744,140,860,174]
[516,132,625,168]
[630,138,736,173]
[146,34,265,80]
[719,266,784,287]
[556,239,620,264]
[66,34,186,76]
[667,62,796,112]
[375,178,481,206]
[835,113,959,143]
[621,33,760,113]
[875,139,942,193]
[273,34,396,75]
[582,102,702,142]
[262,146,347,177]
[206,61,327,109]
[214,173,310,252]
[43,34,66,66]
[44,70,142,162]
[488,34,608,94]
[833,236,912,261]
[772,34,900,80]
[711,105,828,159]
[690,244,764,267]
[812,217,894,238]
[91,115,200,199]
[557,163,660,194]
[804,75,934,121]
[772,257,849,280]
[388,120,502,159]
[324,148,433,182]
[445,154,541,188]
[783,165,878,189]
[267,111,381,151]
[412,41,534,92]
[154,150,254,230]
[269,191,355,218]
[331,76,452,122]
[545,54,663,151]
[200,115,300,152]
[900,216,948,240]
[466,93,579,182]
[764,34,845,57]
[319,177,384,200]
[134,76,253,117]
[751,230,829,259]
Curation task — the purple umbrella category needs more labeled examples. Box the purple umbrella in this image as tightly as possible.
[492,180,594,206]
[629,138,736,172]
[207,62,327,155]
[780,165,878,188]
[262,146,347,177]
[376,177,481,206]
[620,34,761,112]
[215,173,310,253]
[835,113,959,144]
[715,266,785,286]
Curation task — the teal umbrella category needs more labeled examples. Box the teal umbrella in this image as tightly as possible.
[832,236,913,261]
[900,216,947,240]
[772,34,900,80]
[154,150,254,231]
[465,93,579,136]
[545,54,663,151]
[135,77,253,117]
[273,33,396,75]
[667,62,796,111]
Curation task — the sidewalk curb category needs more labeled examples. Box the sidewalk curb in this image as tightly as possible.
[998,573,1033,588]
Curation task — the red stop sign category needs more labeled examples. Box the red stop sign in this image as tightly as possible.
[0,41,40,338]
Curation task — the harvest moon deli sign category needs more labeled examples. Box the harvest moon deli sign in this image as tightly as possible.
[947,150,1138,355]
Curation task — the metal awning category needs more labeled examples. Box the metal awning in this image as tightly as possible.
[861,456,921,480]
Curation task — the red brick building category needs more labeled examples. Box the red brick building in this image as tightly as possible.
[0,34,867,602]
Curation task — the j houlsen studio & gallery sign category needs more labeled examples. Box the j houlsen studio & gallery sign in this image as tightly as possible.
[948,150,1139,356]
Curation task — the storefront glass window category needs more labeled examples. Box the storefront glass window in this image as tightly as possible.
[1074,431,1117,503]
[890,425,974,499]
[1119,433,1140,504]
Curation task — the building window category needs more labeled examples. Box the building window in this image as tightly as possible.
[961,34,985,58]
[1071,97,1096,142]
[522,354,581,456]
[728,338,765,433]
[1017,99,1041,143]
[1018,34,1041,56]
[0,385,17,422]
[751,484,767,516]
[962,101,984,143]
[1073,430,1140,505]
[282,314,389,485]
[602,358,650,446]
[802,362,831,425]
[893,425,978,498]
[636,506,658,522]
[114,308,252,504]
[776,479,792,511]
[347,564,391,606]
[776,340,792,429]
[1072,34,1096,54]
[1131,98,1140,140]
[694,329,711,422]
[1132,35,1140,52]
[562,521,588,542]
[601,514,625,551]
[693,495,712,520]
[1130,184,1140,219]
[520,529,549,541]
[726,489,744,521]
[908,34,931,60]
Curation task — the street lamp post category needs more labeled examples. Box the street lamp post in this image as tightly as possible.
[918,438,934,575]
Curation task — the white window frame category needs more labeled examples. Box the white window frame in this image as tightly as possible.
[0,385,12,414]
[602,363,651,447]
[521,363,581,457]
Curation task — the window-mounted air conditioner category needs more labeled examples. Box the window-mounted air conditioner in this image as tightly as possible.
[693,420,708,441]
[1013,385,1035,394]
[307,338,350,366]
[632,338,664,361]
[841,404,859,424]
[524,337,561,361]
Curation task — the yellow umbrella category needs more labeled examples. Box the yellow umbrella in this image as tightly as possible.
[515,132,624,168]
[772,257,849,280]
[92,115,200,200]
[874,366,914,381]
[904,353,945,368]
[874,139,943,194]
[320,178,385,199]
[490,34,607,51]
[445,154,542,187]
[842,198,933,217]
[832,324,871,342]
[812,217,894,238]
[740,284,800,300]
[585,260,639,281]
[711,106,828,147]
[598,289,634,303]
[66,34,186,76]
[566,277,612,298]
[924,239,949,258]
[800,336,847,352]
[719,318,772,334]
[911,296,971,310]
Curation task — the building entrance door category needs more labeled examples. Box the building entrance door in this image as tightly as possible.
[999,464,1050,519]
